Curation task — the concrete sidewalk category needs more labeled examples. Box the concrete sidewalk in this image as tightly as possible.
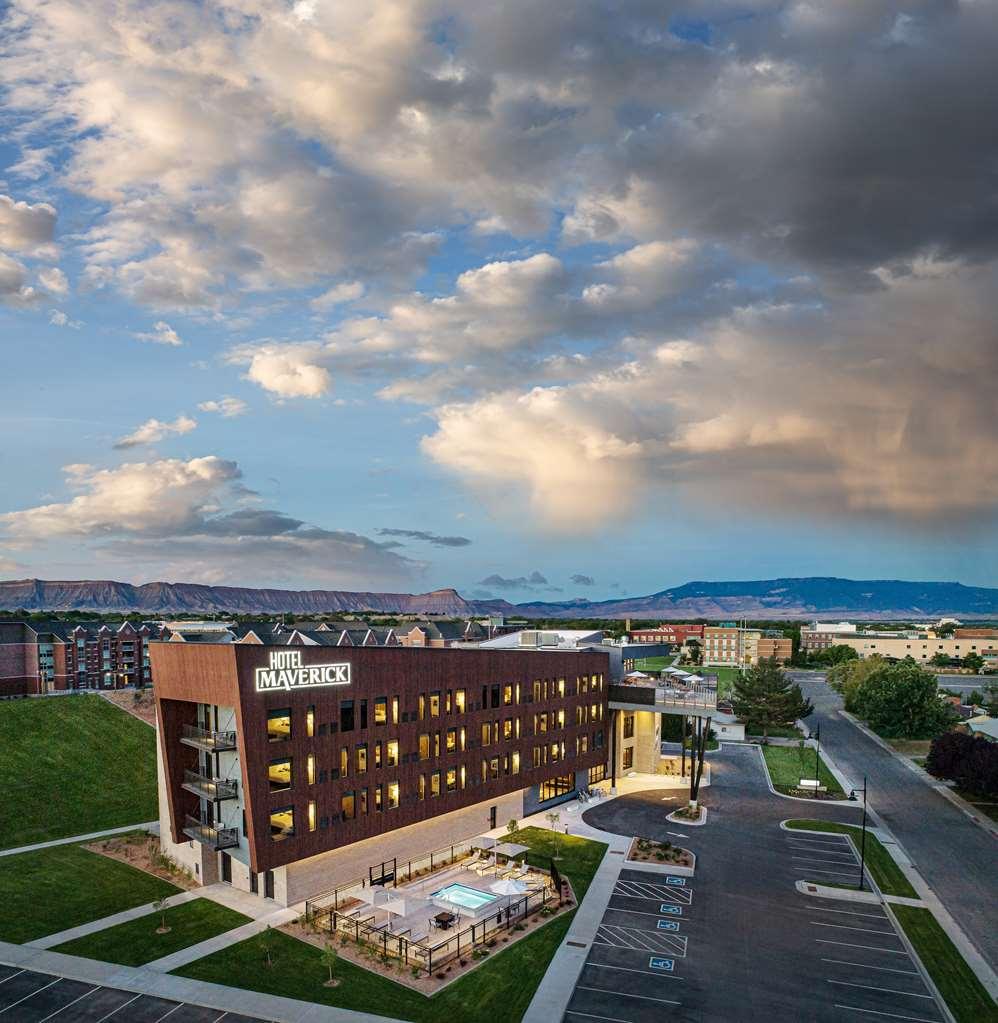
[27,890,202,950]
[0,940,398,1023]
[0,822,158,858]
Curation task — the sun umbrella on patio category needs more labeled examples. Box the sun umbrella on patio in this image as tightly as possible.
[489,878,528,896]
[472,835,497,850]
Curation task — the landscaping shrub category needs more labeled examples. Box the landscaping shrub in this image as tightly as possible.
[927,731,998,798]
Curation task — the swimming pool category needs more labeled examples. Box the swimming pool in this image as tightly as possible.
[430,882,498,911]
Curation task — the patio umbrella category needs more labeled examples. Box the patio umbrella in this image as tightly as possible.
[489,878,528,896]
[472,835,497,850]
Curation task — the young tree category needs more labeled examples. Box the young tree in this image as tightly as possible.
[321,942,340,987]
[506,818,519,837]
[731,659,813,740]
[153,897,171,934]
[260,925,275,968]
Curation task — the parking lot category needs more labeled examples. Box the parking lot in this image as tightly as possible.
[573,745,948,1022]
[564,867,701,1022]
[0,964,272,1023]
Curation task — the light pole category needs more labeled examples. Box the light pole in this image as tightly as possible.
[813,725,821,784]
[849,777,868,891]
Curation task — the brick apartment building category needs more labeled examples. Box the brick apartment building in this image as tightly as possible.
[628,624,705,646]
[0,620,162,698]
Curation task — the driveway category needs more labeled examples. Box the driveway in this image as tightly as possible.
[790,671,998,972]
[567,744,931,1021]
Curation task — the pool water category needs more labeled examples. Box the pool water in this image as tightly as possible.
[430,882,498,911]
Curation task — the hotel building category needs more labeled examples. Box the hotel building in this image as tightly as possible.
[151,641,610,906]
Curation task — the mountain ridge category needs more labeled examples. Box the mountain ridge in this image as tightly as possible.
[0,576,996,619]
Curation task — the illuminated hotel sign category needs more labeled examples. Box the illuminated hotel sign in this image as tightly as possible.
[255,650,351,692]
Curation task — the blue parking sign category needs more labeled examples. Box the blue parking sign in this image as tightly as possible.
[659,904,682,915]
[656,920,680,931]
[665,876,686,886]
[649,957,675,972]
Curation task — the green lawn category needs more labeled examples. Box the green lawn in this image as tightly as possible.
[761,744,844,797]
[784,820,918,898]
[0,843,180,943]
[0,695,158,849]
[176,828,608,1023]
[633,656,674,671]
[892,905,998,1023]
[53,897,250,966]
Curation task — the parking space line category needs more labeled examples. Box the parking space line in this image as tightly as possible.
[792,854,858,864]
[153,1004,185,1022]
[577,986,681,1007]
[821,958,919,976]
[829,980,934,999]
[585,962,684,981]
[565,1011,632,1022]
[594,925,687,956]
[833,1005,941,1021]
[812,921,897,935]
[0,972,24,987]
[606,907,683,919]
[809,907,888,920]
[818,940,909,954]
[0,977,60,1015]
[800,867,864,877]
[38,986,99,1022]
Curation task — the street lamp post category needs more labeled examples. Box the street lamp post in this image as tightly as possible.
[849,777,868,891]
[813,725,821,785]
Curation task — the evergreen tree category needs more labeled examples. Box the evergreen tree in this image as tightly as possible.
[731,658,813,740]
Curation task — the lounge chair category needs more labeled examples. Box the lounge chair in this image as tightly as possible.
[474,856,495,875]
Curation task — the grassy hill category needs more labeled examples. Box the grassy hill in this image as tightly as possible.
[0,695,158,850]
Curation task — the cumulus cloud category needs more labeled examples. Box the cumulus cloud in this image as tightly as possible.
[570,574,595,586]
[0,457,421,588]
[198,396,249,418]
[113,414,197,449]
[0,253,43,306]
[376,528,471,548]
[49,309,81,328]
[479,571,549,590]
[228,343,331,399]
[38,267,68,295]
[311,281,365,311]
[0,194,56,254]
[133,321,182,346]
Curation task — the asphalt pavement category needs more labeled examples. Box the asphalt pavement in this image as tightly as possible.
[568,744,925,1022]
[790,671,998,973]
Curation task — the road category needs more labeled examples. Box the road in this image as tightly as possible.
[790,671,998,973]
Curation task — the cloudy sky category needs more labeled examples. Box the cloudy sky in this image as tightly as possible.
[1,0,996,601]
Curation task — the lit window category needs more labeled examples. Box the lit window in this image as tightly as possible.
[391,696,400,724]
[307,753,316,785]
[429,691,441,717]
[306,705,315,738]
[270,806,294,841]
[374,697,388,725]
[511,751,520,775]
[308,800,316,832]
[268,758,292,792]
[356,744,368,773]
[460,765,466,788]
[454,689,466,713]
[503,684,513,705]
[341,792,356,820]
[418,776,425,800]
[431,771,441,797]
[503,718,513,740]
[557,678,565,698]
[419,733,430,760]
[447,728,457,753]
[446,768,457,792]
[267,709,291,743]
[387,740,399,767]
[387,781,399,809]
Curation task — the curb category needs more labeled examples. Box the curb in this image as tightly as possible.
[753,745,856,806]
[840,710,998,839]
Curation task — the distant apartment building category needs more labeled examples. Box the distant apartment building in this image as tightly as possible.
[703,626,791,666]
[0,620,162,698]
[800,622,859,652]
[954,628,998,640]
[628,624,705,646]
[834,633,996,664]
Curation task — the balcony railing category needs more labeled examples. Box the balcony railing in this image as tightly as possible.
[183,814,239,850]
[180,724,237,752]
[182,769,238,801]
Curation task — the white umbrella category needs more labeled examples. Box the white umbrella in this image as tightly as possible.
[490,878,528,896]
[472,835,497,850]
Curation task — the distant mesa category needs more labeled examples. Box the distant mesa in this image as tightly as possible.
[0,576,996,619]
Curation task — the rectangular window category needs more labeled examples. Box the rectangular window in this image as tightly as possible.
[340,748,348,777]
[417,775,425,801]
[359,700,367,729]
[431,770,441,797]
[342,792,356,820]
[374,741,382,769]
[557,709,565,729]
[491,684,500,708]
[481,722,491,747]
[503,684,513,706]
[374,697,388,725]
[387,781,399,809]
[446,728,457,753]
[459,726,466,751]
[376,782,384,810]
[386,740,399,767]
[359,788,368,815]
[446,767,457,792]
[270,806,294,842]
[460,764,467,789]
[307,753,316,785]
[589,764,606,785]
[391,696,400,725]
[419,733,430,760]
[429,691,441,717]
[623,714,635,739]
[268,757,292,792]
[308,800,317,832]
[454,689,466,713]
[490,756,500,779]
[557,678,565,698]
[533,681,542,702]
[419,694,426,720]
[306,705,315,738]
[550,742,560,763]
[511,751,520,774]
[267,709,292,743]
[340,700,355,732]
[356,744,368,774]
[533,746,541,768]
[503,718,513,740]
[539,774,574,802]
[434,732,441,757]
[622,746,634,770]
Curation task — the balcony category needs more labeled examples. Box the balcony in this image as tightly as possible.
[180,724,237,752]
[182,769,238,801]
[183,815,239,850]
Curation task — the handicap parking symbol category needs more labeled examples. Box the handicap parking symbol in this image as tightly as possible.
[649,957,675,972]
[656,919,680,931]
[665,876,686,887]
[659,904,682,915]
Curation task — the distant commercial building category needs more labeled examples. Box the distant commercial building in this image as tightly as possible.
[628,624,705,646]
[800,622,859,652]
[954,628,998,640]
[833,633,995,664]
[0,620,162,698]
[702,626,791,666]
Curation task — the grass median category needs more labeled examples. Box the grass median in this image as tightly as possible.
[0,843,180,944]
[761,743,844,797]
[784,819,918,898]
[53,897,250,966]
[176,828,607,1022]
[891,905,998,1023]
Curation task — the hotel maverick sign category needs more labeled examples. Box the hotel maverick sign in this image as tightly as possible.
[254,650,351,692]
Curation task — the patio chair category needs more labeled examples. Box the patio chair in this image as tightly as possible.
[474,856,495,875]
